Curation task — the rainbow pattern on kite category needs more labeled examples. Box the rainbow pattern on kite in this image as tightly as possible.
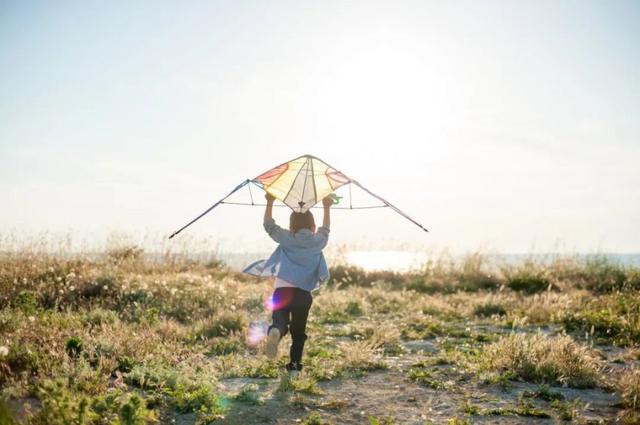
[168,154,428,239]
[253,155,350,213]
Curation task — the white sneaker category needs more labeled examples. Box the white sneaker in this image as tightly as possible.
[265,328,281,359]
[288,369,300,379]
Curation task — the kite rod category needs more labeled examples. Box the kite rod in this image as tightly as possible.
[168,179,250,239]
[303,154,429,233]
[220,201,387,210]
[350,180,429,233]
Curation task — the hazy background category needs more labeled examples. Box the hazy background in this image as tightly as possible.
[1,0,639,254]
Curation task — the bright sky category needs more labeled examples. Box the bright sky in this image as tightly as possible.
[1,1,639,254]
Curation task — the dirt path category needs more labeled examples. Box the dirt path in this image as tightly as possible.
[190,337,623,425]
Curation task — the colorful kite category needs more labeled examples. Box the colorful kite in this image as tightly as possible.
[169,154,428,238]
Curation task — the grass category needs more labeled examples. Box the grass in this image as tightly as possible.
[0,245,638,423]
[478,332,602,388]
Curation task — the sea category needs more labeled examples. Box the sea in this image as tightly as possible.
[216,251,640,273]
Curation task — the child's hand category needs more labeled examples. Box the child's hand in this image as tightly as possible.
[265,192,275,203]
[322,196,334,208]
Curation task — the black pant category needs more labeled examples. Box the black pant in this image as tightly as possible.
[269,287,313,365]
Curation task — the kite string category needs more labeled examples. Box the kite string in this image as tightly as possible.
[349,184,353,209]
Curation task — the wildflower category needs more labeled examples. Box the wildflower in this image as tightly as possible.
[0,346,8,357]
[28,316,35,322]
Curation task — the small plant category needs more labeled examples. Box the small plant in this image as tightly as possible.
[119,393,155,425]
[207,337,244,356]
[14,290,39,313]
[473,302,507,317]
[522,384,565,402]
[551,399,580,421]
[618,368,640,423]
[368,415,396,425]
[302,411,332,425]
[117,356,138,373]
[234,384,264,405]
[65,336,84,358]
[202,312,246,338]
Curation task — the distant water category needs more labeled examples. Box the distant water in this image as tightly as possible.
[217,251,640,272]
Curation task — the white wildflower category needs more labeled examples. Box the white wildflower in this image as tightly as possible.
[0,346,8,357]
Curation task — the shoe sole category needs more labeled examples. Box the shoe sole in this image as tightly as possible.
[265,328,280,359]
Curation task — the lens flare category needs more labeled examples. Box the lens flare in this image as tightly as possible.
[270,288,294,311]
[247,320,268,347]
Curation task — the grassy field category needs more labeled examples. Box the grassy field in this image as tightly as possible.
[2,246,640,424]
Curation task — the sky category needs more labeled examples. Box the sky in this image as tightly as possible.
[1,0,639,254]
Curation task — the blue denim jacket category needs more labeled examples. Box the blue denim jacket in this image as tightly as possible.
[243,218,330,292]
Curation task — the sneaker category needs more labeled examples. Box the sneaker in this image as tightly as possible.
[285,362,303,377]
[265,328,281,359]
[288,369,300,378]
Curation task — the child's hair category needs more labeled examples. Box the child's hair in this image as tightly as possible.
[289,211,315,233]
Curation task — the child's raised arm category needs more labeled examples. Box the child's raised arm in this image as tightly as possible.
[321,196,332,229]
[264,192,275,222]
[263,192,290,244]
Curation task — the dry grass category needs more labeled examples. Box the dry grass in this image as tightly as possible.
[0,243,638,423]
[480,332,602,388]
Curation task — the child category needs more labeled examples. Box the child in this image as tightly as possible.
[244,192,333,374]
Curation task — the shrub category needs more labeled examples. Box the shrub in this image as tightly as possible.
[32,379,93,425]
[14,290,39,313]
[207,338,244,356]
[82,308,118,326]
[507,274,550,294]
[480,333,601,388]
[2,344,44,381]
[618,368,640,411]
[583,257,628,293]
[200,312,246,338]
[473,302,507,317]
[562,308,640,346]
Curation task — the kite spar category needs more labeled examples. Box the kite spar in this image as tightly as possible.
[168,179,250,239]
[168,154,428,239]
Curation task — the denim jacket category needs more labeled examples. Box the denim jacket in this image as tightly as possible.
[243,218,330,292]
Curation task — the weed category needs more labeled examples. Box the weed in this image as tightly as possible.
[65,336,84,358]
[233,384,264,405]
[522,384,565,402]
[302,411,333,425]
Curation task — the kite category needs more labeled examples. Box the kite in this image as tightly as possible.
[168,154,428,239]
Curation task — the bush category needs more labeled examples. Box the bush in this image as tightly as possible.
[584,258,629,293]
[14,290,39,313]
[562,308,640,346]
[208,338,244,356]
[2,344,44,381]
[201,312,246,338]
[507,274,550,294]
[618,368,640,423]
[82,308,118,326]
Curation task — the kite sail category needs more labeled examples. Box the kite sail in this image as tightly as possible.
[253,155,350,213]
[168,154,428,239]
